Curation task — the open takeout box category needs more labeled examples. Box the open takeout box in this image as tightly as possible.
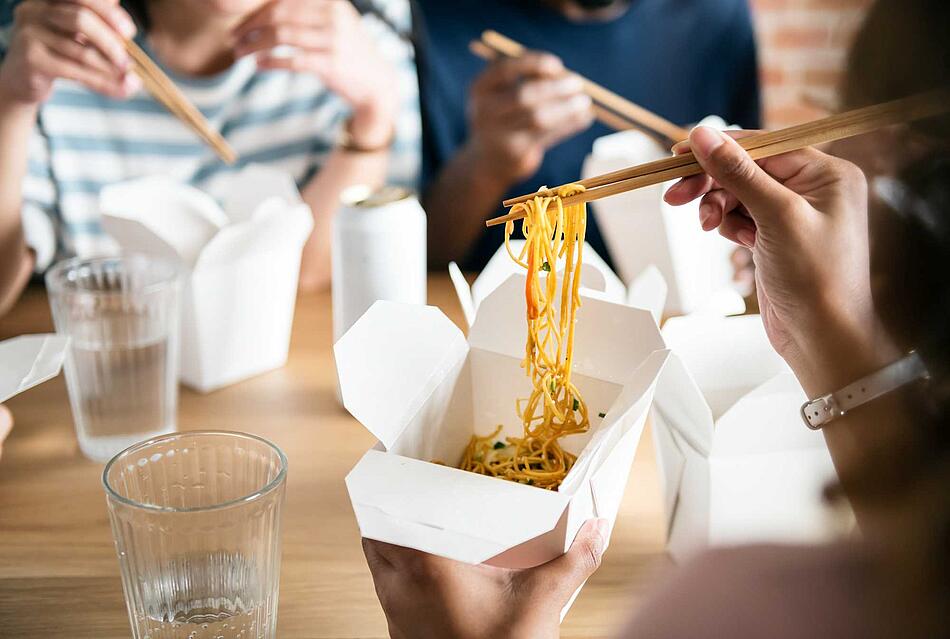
[582,118,739,315]
[0,335,69,403]
[449,241,668,327]
[652,311,837,562]
[100,165,314,392]
[335,274,670,576]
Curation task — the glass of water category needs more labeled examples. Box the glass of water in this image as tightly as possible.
[103,431,287,639]
[46,255,181,462]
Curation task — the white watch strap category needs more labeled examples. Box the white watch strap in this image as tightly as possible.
[801,351,929,429]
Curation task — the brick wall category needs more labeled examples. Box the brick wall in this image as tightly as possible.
[749,0,874,127]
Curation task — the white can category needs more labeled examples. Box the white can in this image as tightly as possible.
[332,185,427,343]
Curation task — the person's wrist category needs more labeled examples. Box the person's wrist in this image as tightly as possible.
[0,80,41,116]
[465,138,523,189]
[788,309,902,399]
[347,86,397,150]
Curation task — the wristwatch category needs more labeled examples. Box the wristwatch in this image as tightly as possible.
[800,351,929,429]
[338,114,395,154]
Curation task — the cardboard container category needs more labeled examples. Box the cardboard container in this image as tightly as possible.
[582,118,739,315]
[0,334,68,403]
[335,274,670,574]
[449,241,668,327]
[652,312,837,562]
[100,166,314,392]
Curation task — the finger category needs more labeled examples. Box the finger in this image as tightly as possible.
[234,0,327,39]
[512,74,585,109]
[43,3,130,69]
[39,43,132,98]
[513,93,592,133]
[718,209,757,248]
[536,101,595,148]
[475,52,565,91]
[687,126,799,225]
[664,173,714,205]
[60,0,136,38]
[235,24,331,56]
[698,188,741,231]
[37,27,116,76]
[521,519,608,603]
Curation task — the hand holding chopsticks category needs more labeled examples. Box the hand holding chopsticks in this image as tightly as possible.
[472,30,690,144]
[487,89,950,227]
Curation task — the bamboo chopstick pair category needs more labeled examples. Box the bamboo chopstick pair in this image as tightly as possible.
[124,40,238,165]
[486,89,950,227]
[471,30,690,145]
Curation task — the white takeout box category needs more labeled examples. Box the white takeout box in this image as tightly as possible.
[0,334,68,403]
[100,165,314,392]
[336,274,670,575]
[449,241,668,326]
[583,117,739,315]
[652,312,837,562]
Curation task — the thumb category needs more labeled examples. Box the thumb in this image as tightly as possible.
[524,519,609,602]
[688,126,797,225]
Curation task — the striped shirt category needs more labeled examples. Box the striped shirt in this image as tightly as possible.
[0,0,420,271]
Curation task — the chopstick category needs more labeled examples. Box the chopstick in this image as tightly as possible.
[486,89,950,227]
[469,41,640,135]
[477,30,690,145]
[124,40,238,165]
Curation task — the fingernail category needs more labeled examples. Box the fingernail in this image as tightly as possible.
[560,75,584,93]
[737,228,756,248]
[570,93,592,112]
[115,11,136,38]
[689,126,725,159]
[699,203,713,229]
[123,73,142,95]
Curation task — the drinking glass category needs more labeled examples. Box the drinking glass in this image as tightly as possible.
[103,431,288,639]
[46,255,181,462]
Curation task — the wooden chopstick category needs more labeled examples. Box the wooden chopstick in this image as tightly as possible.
[485,89,950,227]
[478,30,690,145]
[124,40,238,165]
[470,40,639,134]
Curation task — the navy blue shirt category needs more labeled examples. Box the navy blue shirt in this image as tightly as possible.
[415,0,761,270]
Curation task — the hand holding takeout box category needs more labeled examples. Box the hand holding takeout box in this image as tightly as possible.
[335,274,671,615]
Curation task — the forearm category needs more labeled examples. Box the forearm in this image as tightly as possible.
[298,146,389,292]
[0,92,38,315]
[424,142,513,268]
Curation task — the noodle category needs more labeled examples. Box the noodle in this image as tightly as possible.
[459,184,589,490]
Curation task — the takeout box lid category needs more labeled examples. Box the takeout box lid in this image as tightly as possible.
[100,165,313,272]
[0,335,69,403]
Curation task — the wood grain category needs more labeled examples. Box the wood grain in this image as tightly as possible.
[0,277,671,638]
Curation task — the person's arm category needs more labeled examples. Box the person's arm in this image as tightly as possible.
[234,0,404,291]
[665,127,912,526]
[0,0,138,314]
[424,53,593,267]
[0,96,38,316]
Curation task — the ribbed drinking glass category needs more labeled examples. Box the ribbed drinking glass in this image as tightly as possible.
[46,254,181,462]
[103,431,287,639]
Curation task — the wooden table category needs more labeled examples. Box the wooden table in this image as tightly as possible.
[0,276,670,638]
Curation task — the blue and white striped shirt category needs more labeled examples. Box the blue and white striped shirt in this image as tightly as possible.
[1,0,420,270]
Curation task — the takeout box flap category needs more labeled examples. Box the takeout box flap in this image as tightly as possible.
[335,301,469,450]
[626,265,667,324]
[447,261,476,327]
[710,372,825,456]
[653,351,715,455]
[461,242,626,326]
[0,335,69,403]
[469,275,665,384]
[100,176,226,269]
[219,164,303,224]
[347,449,571,563]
